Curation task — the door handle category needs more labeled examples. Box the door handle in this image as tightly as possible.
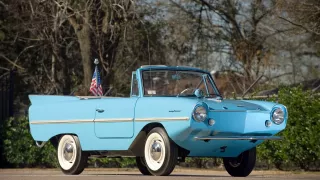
[96,108,104,113]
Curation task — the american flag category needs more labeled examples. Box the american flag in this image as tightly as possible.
[89,66,103,96]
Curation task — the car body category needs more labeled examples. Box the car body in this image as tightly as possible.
[28,65,288,176]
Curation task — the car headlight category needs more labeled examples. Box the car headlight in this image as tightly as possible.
[272,108,285,125]
[193,105,207,122]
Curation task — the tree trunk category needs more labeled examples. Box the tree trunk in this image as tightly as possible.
[76,28,92,94]
[69,10,92,95]
[59,48,71,95]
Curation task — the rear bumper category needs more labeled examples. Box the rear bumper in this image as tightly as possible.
[194,136,282,141]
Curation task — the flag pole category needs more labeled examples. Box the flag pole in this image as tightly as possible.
[94,58,100,96]
[89,58,103,96]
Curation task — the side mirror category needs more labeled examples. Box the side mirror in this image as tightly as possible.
[194,89,204,98]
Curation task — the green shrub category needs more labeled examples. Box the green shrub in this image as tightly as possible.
[88,157,136,168]
[257,87,320,170]
[2,116,57,168]
[182,157,222,168]
[0,121,7,167]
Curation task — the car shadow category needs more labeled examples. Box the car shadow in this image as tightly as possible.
[85,173,229,178]
[170,174,230,178]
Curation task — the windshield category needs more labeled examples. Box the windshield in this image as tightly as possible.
[142,70,220,97]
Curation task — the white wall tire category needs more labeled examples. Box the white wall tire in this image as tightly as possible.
[57,135,88,175]
[144,132,166,171]
[144,127,177,176]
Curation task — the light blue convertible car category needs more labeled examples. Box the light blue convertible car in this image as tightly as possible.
[28,65,287,177]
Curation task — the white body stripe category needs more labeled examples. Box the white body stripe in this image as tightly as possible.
[135,117,189,121]
[30,117,189,124]
[94,118,133,122]
[30,119,93,124]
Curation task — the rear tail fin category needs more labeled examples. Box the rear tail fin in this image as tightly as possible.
[28,95,78,105]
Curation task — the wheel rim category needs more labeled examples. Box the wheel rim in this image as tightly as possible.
[58,135,77,170]
[144,132,166,171]
[228,153,243,168]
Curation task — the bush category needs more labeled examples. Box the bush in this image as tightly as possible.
[0,120,7,167]
[88,157,136,168]
[181,157,223,169]
[2,116,57,168]
[257,87,320,170]
[1,116,137,168]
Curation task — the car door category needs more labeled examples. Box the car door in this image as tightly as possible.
[93,72,140,138]
[94,97,138,138]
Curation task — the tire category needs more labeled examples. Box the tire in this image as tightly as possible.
[57,135,88,175]
[223,147,256,177]
[144,127,178,176]
[135,156,151,175]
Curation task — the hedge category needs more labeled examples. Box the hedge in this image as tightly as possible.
[1,116,57,168]
[256,87,320,171]
[0,87,319,170]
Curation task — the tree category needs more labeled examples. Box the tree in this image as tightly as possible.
[0,0,169,100]
[276,0,320,37]
[53,0,138,94]
[276,0,320,83]
[165,0,297,95]
[0,0,79,95]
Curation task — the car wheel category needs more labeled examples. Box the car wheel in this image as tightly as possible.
[223,147,256,177]
[57,135,88,175]
[144,127,178,176]
[135,156,151,175]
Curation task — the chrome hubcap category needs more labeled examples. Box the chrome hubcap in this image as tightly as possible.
[63,142,74,161]
[150,140,162,161]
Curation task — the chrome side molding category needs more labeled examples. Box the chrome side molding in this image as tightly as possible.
[35,141,47,148]
[194,136,283,140]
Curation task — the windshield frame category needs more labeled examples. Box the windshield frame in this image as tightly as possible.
[140,69,222,98]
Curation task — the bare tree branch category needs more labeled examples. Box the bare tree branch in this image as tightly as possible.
[278,16,320,36]
[0,54,25,70]
[0,0,7,9]
[197,0,244,39]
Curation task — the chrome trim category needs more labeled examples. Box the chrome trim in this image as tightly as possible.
[77,96,102,100]
[135,117,189,121]
[30,119,93,124]
[94,118,133,123]
[209,110,247,112]
[31,117,189,124]
[35,141,47,148]
[209,109,266,112]
[194,136,282,140]
[30,118,134,124]
[140,65,167,68]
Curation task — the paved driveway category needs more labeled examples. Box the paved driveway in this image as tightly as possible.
[0,168,319,180]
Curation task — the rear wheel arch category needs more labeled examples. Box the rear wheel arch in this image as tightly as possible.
[49,133,78,149]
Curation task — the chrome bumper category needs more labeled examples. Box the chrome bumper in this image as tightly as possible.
[194,136,282,141]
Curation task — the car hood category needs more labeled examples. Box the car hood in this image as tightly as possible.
[202,98,278,112]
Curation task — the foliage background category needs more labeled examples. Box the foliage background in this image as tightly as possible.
[0,0,319,171]
[1,87,319,170]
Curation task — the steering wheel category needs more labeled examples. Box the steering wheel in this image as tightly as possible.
[177,88,197,96]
